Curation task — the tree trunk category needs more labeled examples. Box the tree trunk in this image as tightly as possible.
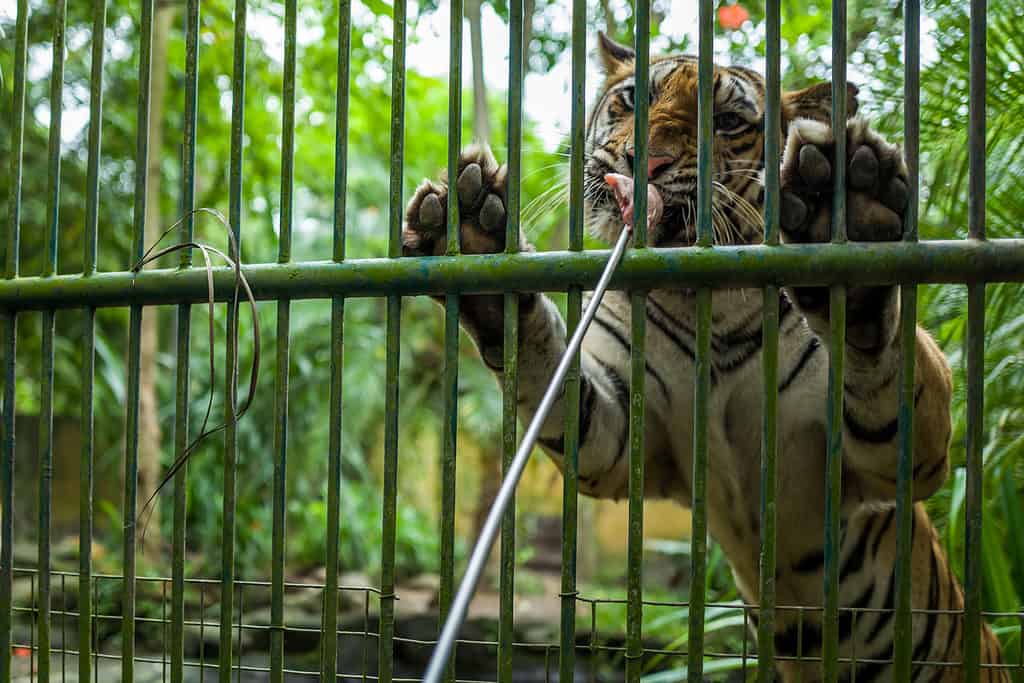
[138,2,175,557]
[466,0,490,143]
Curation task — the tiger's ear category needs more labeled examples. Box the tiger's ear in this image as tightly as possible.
[782,82,859,132]
[597,31,635,73]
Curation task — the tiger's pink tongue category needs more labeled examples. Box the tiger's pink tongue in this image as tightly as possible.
[604,173,664,230]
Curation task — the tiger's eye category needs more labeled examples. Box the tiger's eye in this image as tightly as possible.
[715,112,745,131]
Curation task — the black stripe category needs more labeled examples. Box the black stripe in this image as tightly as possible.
[840,518,872,582]
[913,455,946,483]
[592,314,671,399]
[779,337,820,393]
[537,376,596,455]
[792,548,825,574]
[644,302,696,360]
[595,359,630,471]
[911,545,941,679]
[871,509,895,559]
[844,410,898,443]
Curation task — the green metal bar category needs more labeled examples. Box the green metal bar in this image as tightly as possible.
[123,0,155,677]
[758,285,779,681]
[380,0,407,679]
[892,0,920,676]
[1,314,16,683]
[220,0,247,679]
[37,3,67,676]
[625,10,651,678]
[963,1,987,679]
[498,289,519,682]
[78,2,106,678]
[38,311,55,682]
[379,293,401,683]
[45,0,67,276]
[271,1,296,680]
[631,0,650,247]
[821,285,845,683]
[823,0,848,677]
[687,289,712,677]
[322,297,345,681]
[172,2,199,681]
[499,0,524,678]
[122,306,143,681]
[79,309,95,683]
[3,241,1024,310]
[625,292,646,683]
[270,292,290,683]
[323,1,352,681]
[758,0,781,678]
[559,0,586,678]
[170,304,190,683]
[84,0,107,276]
[688,0,714,677]
[439,0,462,679]
[696,0,713,249]
[5,0,28,281]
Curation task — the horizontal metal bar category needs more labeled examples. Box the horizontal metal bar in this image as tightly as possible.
[1,240,1021,309]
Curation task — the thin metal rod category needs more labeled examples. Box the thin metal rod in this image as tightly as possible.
[423,223,634,683]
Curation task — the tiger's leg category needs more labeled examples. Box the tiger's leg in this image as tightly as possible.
[777,118,953,502]
[402,145,665,498]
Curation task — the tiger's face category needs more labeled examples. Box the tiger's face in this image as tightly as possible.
[584,32,856,247]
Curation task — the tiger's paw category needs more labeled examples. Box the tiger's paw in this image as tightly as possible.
[779,119,908,353]
[403,145,512,257]
[779,118,909,245]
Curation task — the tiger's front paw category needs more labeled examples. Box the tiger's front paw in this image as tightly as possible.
[779,118,909,245]
[779,119,909,353]
[402,145,512,257]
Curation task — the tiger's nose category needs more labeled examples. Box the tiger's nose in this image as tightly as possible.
[624,151,676,179]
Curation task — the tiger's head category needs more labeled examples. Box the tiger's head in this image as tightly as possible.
[584,32,859,247]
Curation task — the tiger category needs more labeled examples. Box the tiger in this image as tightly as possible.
[400,32,1008,682]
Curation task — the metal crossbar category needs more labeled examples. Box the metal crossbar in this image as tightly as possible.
[1,0,1021,682]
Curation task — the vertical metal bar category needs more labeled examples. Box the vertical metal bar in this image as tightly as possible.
[45,0,67,277]
[892,0,920,677]
[37,2,67,677]
[38,315,55,683]
[78,3,106,679]
[220,0,247,679]
[499,0,524,678]
[379,0,406,678]
[559,0,586,679]
[0,312,15,683]
[687,0,713,678]
[822,0,848,678]
[322,1,352,680]
[625,294,646,683]
[962,1,986,681]
[625,5,651,682]
[438,0,462,678]
[122,0,155,678]
[271,1,296,681]
[171,4,199,683]
[758,0,781,678]
[758,285,779,679]
[0,0,26,668]
[84,0,107,278]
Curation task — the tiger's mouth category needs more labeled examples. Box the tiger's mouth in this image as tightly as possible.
[585,179,701,247]
[585,170,763,248]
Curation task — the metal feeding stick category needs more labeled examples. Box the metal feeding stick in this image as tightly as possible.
[422,219,635,683]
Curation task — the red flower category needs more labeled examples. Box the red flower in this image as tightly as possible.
[718,3,750,30]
